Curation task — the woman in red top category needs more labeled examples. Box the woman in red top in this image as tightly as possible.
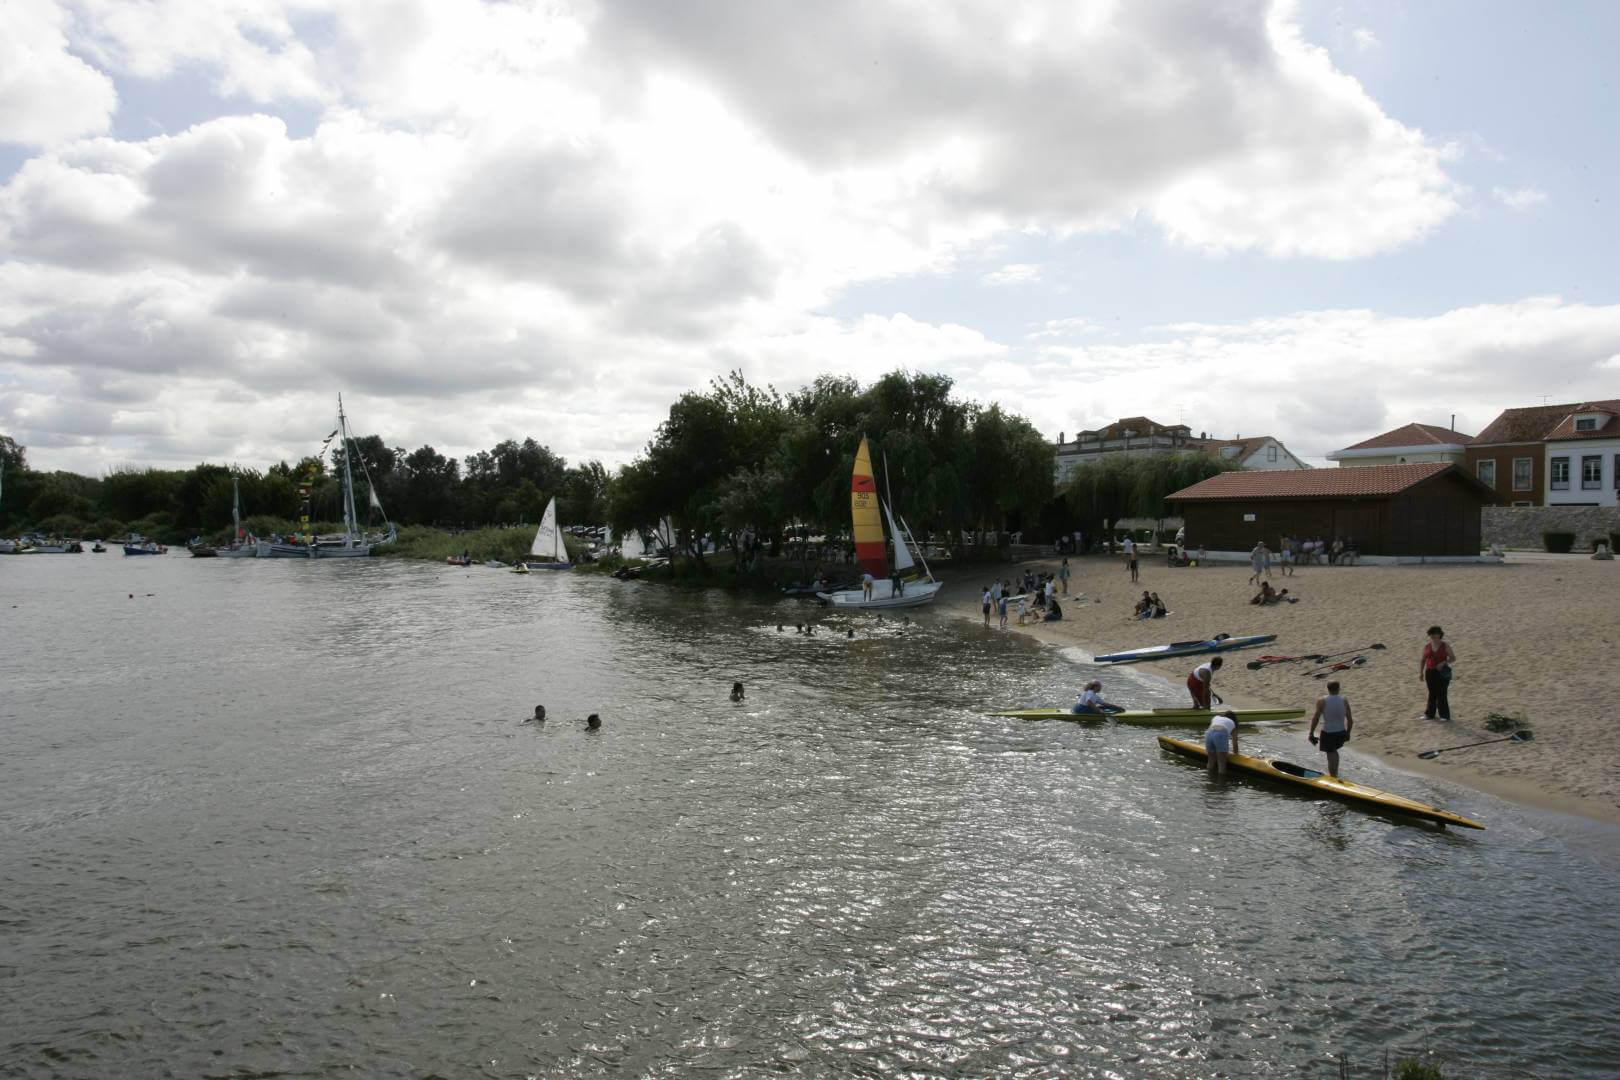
[1420,625,1456,721]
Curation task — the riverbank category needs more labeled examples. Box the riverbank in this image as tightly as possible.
[937,554,1620,827]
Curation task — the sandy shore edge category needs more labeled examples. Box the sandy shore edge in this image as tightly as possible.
[931,559,1620,830]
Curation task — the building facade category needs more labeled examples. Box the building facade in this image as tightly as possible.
[1053,417,1306,484]
[1326,423,1474,467]
[1165,463,1496,557]
[1466,399,1620,507]
[1544,403,1620,508]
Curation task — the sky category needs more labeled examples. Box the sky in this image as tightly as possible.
[2,0,1618,476]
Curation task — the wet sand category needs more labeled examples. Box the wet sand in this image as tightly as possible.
[939,552,1620,826]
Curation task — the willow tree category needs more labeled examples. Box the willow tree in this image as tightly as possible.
[1063,452,1241,534]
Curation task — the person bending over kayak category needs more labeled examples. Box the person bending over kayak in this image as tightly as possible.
[1308,680,1353,777]
[1205,710,1239,778]
[1072,680,1123,715]
[1187,657,1223,708]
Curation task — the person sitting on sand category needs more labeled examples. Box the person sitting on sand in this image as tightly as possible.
[1072,679,1123,715]
[1276,588,1297,604]
[730,682,745,702]
[1251,581,1277,605]
[524,705,546,724]
[1134,591,1153,619]
[1150,592,1167,618]
[1044,599,1063,622]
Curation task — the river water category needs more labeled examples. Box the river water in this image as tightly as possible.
[2,556,1617,1078]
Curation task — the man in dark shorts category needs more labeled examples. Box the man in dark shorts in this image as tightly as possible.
[1308,680,1353,777]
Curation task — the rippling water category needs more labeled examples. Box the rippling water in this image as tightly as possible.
[3,555,1618,1078]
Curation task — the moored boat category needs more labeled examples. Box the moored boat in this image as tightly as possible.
[515,497,571,571]
[256,396,395,558]
[123,539,167,555]
[1094,633,1276,664]
[1156,736,1484,828]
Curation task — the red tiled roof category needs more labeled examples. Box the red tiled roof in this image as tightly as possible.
[1339,423,1473,452]
[1546,404,1620,441]
[1166,462,1483,501]
[1474,399,1620,444]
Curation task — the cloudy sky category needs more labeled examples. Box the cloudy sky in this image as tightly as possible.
[3,0,1618,475]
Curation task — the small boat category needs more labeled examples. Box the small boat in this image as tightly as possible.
[188,538,218,557]
[213,477,257,557]
[91,542,106,553]
[818,437,942,610]
[123,539,167,555]
[1094,633,1276,664]
[447,555,472,566]
[28,539,84,553]
[989,707,1304,727]
[515,497,571,571]
[1156,736,1484,829]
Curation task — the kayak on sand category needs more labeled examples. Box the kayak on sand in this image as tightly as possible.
[1093,633,1276,664]
[1156,736,1484,829]
[988,707,1303,727]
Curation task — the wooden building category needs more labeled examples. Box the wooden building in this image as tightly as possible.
[1166,463,1498,557]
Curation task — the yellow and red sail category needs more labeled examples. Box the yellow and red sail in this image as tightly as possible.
[851,436,888,578]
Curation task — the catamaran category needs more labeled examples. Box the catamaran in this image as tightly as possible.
[257,395,396,559]
[817,436,942,610]
[512,497,571,573]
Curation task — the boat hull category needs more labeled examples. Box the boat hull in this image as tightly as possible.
[519,561,570,571]
[1157,736,1484,828]
[214,546,257,558]
[122,546,165,556]
[989,707,1303,727]
[819,579,942,610]
[1095,634,1276,664]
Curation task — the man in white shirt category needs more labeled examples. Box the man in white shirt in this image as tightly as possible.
[1187,657,1223,708]
[1308,680,1354,777]
[1204,710,1239,777]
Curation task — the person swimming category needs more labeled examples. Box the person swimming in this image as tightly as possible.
[585,713,601,731]
[730,682,745,702]
[523,705,546,724]
[847,628,855,638]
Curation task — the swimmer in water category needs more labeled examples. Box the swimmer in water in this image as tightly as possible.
[730,682,745,702]
[523,704,546,724]
[585,713,601,731]
[847,628,855,638]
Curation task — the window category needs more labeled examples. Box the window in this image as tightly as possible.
[1267,445,1278,462]
[1512,457,1533,491]
[1476,459,1496,488]
[1582,455,1602,489]
[1576,417,1598,431]
[1551,457,1570,490]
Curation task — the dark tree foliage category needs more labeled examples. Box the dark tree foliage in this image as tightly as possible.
[1061,452,1242,531]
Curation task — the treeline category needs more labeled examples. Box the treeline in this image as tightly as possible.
[605,370,1057,564]
[2,373,1241,550]
[0,432,608,542]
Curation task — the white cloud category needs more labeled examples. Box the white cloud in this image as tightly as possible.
[1351,27,1380,51]
[982,263,1042,287]
[1493,186,1548,211]
[0,0,118,146]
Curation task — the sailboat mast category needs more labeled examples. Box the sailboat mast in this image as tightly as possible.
[232,476,242,538]
[337,394,359,541]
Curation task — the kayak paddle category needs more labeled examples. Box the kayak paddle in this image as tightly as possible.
[1246,653,1325,670]
[1312,656,1370,678]
[1418,730,1534,759]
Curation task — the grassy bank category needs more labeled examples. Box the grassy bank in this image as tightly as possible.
[382,525,542,563]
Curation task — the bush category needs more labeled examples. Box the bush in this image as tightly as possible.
[1610,531,1620,552]
[1542,531,1575,553]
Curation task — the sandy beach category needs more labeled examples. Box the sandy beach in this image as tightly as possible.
[938,552,1620,827]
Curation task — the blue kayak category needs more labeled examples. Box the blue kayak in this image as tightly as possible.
[1093,633,1276,664]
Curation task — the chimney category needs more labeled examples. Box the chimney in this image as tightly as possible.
[1058,431,1065,445]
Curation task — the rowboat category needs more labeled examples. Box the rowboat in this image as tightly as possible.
[1156,736,1484,829]
[988,707,1303,727]
[1094,633,1276,664]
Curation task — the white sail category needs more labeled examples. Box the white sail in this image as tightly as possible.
[529,497,569,563]
[883,498,915,573]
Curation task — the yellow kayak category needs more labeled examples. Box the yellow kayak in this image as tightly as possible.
[1157,736,1484,829]
[988,707,1302,727]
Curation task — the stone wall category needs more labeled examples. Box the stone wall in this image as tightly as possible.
[1482,506,1620,551]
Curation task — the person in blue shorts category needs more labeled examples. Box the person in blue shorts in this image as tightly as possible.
[1072,680,1123,715]
[1204,710,1239,778]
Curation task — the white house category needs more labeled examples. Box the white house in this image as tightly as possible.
[1198,435,1309,471]
[1326,423,1474,467]
[1544,403,1620,508]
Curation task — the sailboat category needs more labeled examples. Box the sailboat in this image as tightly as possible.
[214,476,257,557]
[257,395,396,558]
[817,436,942,610]
[512,496,571,572]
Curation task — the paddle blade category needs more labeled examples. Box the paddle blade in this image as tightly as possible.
[1369,643,1386,650]
[1246,661,1263,670]
[1513,730,1535,742]
[1418,749,1441,759]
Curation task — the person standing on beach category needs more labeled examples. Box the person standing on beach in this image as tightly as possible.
[1058,557,1071,596]
[1123,535,1139,583]
[1420,625,1456,721]
[1248,541,1270,585]
[981,585,993,627]
[1279,538,1294,577]
[1204,710,1239,778]
[1187,657,1223,708]
[1308,680,1353,777]
[998,592,1009,629]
